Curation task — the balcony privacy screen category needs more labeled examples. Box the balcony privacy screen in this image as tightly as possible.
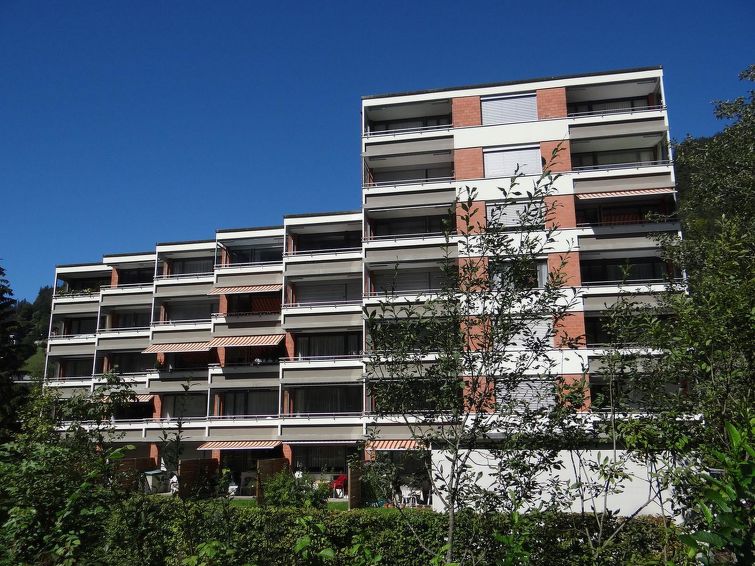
[481,94,538,125]
[484,147,542,178]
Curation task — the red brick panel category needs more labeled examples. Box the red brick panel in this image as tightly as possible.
[454,148,483,181]
[544,195,577,229]
[536,87,567,119]
[548,251,582,287]
[110,268,119,288]
[554,312,585,349]
[456,200,487,234]
[452,96,481,128]
[540,140,572,172]
[282,443,293,466]
[463,375,496,413]
[561,373,590,411]
[152,395,163,419]
[285,332,295,358]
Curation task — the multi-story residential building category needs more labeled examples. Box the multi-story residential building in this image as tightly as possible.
[45,66,677,490]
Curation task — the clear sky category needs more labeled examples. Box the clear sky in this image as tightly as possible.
[1,0,753,300]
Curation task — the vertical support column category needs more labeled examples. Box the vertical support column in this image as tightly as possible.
[218,294,228,315]
[282,443,293,467]
[110,267,119,288]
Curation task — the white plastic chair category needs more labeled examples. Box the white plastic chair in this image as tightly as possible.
[400,485,417,507]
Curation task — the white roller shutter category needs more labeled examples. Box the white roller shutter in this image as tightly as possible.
[484,147,542,178]
[487,201,545,229]
[481,94,538,125]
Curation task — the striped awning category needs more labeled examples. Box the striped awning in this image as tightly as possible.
[207,334,285,348]
[142,342,211,354]
[197,440,282,450]
[367,440,419,451]
[208,284,283,295]
[576,188,675,200]
[134,394,154,403]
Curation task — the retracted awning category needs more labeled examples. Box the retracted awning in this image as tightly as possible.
[142,342,211,353]
[197,440,282,450]
[575,188,675,200]
[207,334,285,348]
[367,440,419,451]
[207,284,283,295]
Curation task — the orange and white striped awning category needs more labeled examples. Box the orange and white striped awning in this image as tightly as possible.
[134,394,154,403]
[576,188,675,200]
[207,334,285,348]
[367,440,419,451]
[197,440,282,450]
[142,342,211,354]
[207,284,283,295]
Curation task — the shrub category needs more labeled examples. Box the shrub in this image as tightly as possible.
[262,470,330,509]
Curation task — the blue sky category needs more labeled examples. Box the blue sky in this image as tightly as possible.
[1,1,753,300]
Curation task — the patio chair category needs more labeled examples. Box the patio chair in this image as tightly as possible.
[330,474,348,498]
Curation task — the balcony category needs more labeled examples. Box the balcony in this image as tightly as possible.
[363,99,451,138]
[580,257,676,287]
[566,78,663,118]
[570,132,670,173]
[575,197,677,228]
[363,136,454,189]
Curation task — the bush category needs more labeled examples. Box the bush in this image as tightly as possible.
[262,470,330,509]
[86,497,689,566]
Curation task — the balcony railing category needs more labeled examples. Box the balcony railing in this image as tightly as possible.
[282,299,361,308]
[365,231,452,242]
[98,326,151,334]
[154,271,214,280]
[211,311,280,318]
[209,360,280,368]
[100,282,153,291]
[53,289,99,299]
[567,104,665,119]
[281,354,364,362]
[283,247,361,257]
[575,215,678,228]
[48,332,97,340]
[365,288,441,298]
[364,123,452,138]
[571,159,672,173]
[151,318,212,326]
[581,277,669,286]
[214,260,282,269]
[365,175,454,189]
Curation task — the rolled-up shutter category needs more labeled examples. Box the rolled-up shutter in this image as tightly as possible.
[481,94,538,125]
[487,201,545,229]
[484,147,542,178]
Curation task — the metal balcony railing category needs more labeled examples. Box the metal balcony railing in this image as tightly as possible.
[214,260,282,269]
[567,104,665,118]
[571,159,672,173]
[154,271,214,281]
[364,231,453,242]
[281,354,364,362]
[151,318,212,326]
[363,123,452,138]
[282,299,361,309]
[364,175,455,189]
[283,247,361,257]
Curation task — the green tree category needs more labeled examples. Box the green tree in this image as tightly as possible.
[0,374,137,564]
[0,265,21,442]
[365,150,582,564]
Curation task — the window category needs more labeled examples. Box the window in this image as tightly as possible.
[373,269,445,294]
[571,148,656,169]
[481,94,537,125]
[490,260,548,289]
[170,257,213,275]
[496,378,556,411]
[486,200,546,230]
[160,394,207,419]
[223,389,277,416]
[289,385,362,414]
[484,146,542,178]
[580,258,668,284]
[568,96,651,115]
[369,114,451,133]
[295,333,362,358]
[294,280,360,303]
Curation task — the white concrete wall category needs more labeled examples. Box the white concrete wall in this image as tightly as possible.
[431,449,674,517]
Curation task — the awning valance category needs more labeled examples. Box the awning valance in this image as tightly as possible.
[575,187,675,200]
[197,440,282,450]
[208,284,283,295]
[142,342,211,354]
[367,440,419,451]
[207,334,285,348]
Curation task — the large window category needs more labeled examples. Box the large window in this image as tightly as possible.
[484,146,542,178]
[481,94,537,125]
[160,394,207,419]
[568,96,651,115]
[369,114,451,133]
[372,215,450,237]
[372,269,446,294]
[289,385,362,414]
[228,246,282,264]
[223,389,278,416]
[294,280,360,304]
[571,148,656,169]
[170,258,214,275]
[580,257,668,284]
[296,232,361,252]
[295,333,362,358]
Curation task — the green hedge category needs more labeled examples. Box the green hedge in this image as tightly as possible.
[86,496,688,565]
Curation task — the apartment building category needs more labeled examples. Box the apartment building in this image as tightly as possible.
[45,66,677,486]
